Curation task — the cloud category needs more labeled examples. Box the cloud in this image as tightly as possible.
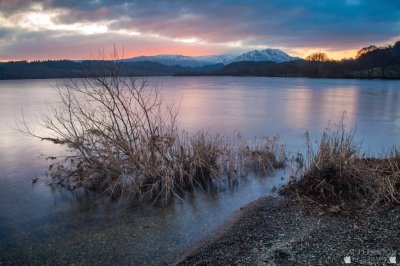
[0,29,223,60]
[43,0,400,45]
[0,27,12,38]
[0,0,399,60]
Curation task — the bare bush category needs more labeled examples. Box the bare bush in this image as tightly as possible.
[20,55,286,202]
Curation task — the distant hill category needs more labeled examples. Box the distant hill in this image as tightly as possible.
[123,48,299,67]
[123,54,236,67]
[208,42,400,79]
[212,61,278,76]
[0,60,83,79]
[232,49,300,63]
[0,60,224,80]
[1,41,399,80]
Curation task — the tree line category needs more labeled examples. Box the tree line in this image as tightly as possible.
[1,40,399,79]
[211,40,400,79]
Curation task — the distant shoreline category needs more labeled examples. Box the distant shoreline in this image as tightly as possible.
[1,74,400,81]
[1,52,400,80]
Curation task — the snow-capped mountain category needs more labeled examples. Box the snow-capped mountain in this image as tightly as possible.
[124,55,207,67]
[195,54,237,65]
[124,48,299,67]
[124,54,236,67]
[233,48,300,63]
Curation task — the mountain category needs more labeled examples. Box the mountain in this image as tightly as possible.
[124,55,206,67]
[2,40,400,79]
[195,54,237,64]
[124,49,299,67]
[233,48,300,63]
[124,54,235,67]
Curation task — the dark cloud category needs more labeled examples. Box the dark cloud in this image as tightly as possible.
[0,27,12,38]
[0,0,399,60]
[0,0,39,13]
[49,0,400,47]
[0,30,117,60]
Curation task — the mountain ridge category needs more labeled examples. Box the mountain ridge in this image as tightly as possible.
[233,48,301,63]
[124,48,300,67]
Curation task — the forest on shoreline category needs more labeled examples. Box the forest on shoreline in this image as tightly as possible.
[1,40,399,80]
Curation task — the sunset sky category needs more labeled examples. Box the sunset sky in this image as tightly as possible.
[0,0,399,61]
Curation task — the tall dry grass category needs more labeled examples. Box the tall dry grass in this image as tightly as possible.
[282,117,400,211]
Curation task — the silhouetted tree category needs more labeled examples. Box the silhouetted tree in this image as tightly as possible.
[356,46,380,77]
[356,45,378,58]
[305,52,330,62]
[392,41,400,54]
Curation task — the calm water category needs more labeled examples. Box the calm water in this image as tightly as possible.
[0,77,399,264]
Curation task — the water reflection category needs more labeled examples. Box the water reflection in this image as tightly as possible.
[0,77,400,264]
[284,87,313,130]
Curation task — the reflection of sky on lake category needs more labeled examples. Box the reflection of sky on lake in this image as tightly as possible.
[0,77,400,264]
[159,77,400,153]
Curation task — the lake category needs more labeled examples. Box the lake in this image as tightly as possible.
[0,77,399,264]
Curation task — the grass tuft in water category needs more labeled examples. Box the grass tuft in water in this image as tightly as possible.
[281,116,400,212]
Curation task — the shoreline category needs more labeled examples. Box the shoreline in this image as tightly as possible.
[171,196,278,265]
[174,196,400,265]
[2,75,400,81]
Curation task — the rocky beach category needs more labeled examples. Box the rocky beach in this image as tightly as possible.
[176,196,400,265]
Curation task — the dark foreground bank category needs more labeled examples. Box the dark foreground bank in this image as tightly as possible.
[175,196,399,265]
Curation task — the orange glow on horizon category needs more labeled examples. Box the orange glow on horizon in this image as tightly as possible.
[325,49,358,60]
[0,44,222,62]
[1,46,360,62]
[291,48,358,60]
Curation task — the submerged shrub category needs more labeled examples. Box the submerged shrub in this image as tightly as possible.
[21,55,286,202]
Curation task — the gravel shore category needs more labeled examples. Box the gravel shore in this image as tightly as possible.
[176,196,400,265]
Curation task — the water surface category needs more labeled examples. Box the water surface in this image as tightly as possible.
[0,77,399,264]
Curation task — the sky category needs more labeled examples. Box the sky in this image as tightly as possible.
[0,0,399,61]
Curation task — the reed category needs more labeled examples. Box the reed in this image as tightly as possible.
[281,117,400,211]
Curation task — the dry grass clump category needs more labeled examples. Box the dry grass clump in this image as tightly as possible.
[367,153,400,206]
[20,56,286,202]
[281,118,400,211]
[295,122,368,206]
[44,130,286,202]
[236,135,286,177]
[41,130,286,202]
